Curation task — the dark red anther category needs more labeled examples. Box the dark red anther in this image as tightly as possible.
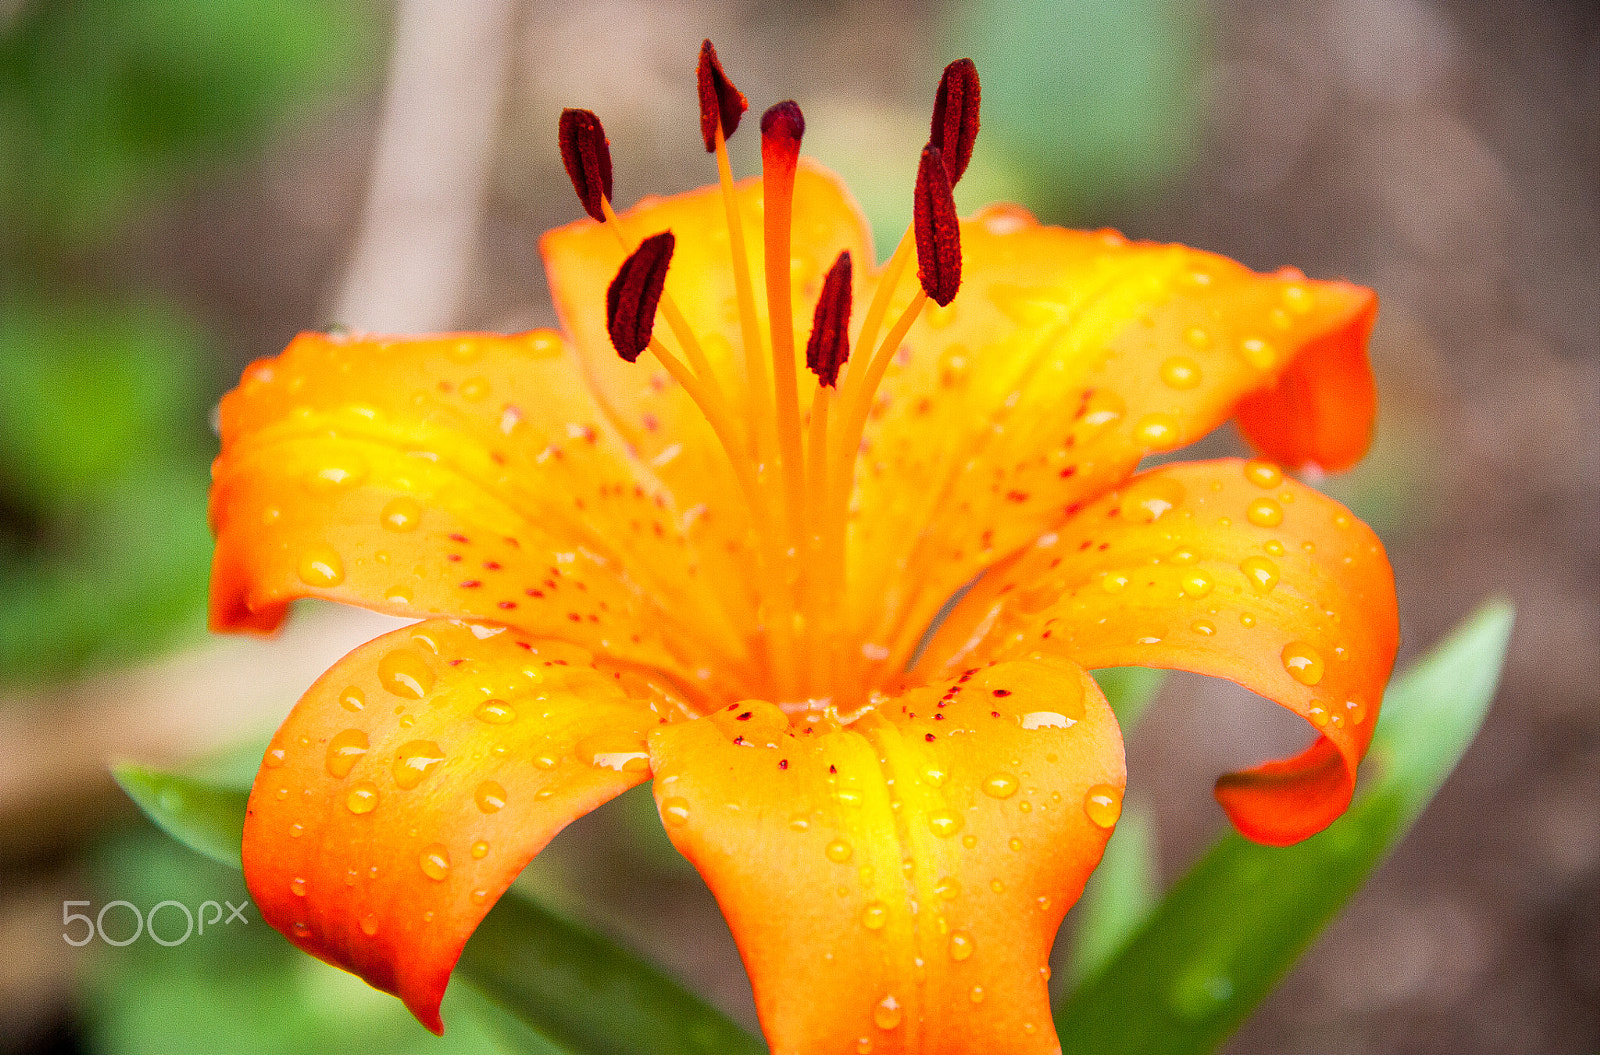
[558,108,613,222]
[760,100,805,170]
[805,251,853,387]
[930,58,980,185]
[913,145,962,306]
[606,232,675,362]
[697,39,748,151]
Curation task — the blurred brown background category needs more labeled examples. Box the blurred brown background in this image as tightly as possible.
[0,0,1595,1052]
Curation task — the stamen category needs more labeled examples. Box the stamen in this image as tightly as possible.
[805,251,853,388]
[913,145,962,306]
[605,231,674,361]
[760,100,809,540]
[697,39,748,151]
[929,58,981,185]
[557,108,612,223]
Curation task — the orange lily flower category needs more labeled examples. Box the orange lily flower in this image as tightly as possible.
[211,45,1397,1055]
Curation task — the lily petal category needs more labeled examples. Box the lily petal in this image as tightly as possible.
[649,658,1124,1055]
[209,329,755,695]
[847,205,1377,677]
[915,459,1397,845]
[243,617,675,1032]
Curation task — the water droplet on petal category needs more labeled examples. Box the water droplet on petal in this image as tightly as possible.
[1118,476,1184,523]
[292,921,311,938]
[297,546,344,588]
[861,901,888,930]
[471,840,490,859]
[1282,641,1326,685]
[1084,784,1124,828]
[982,773,1019,798]
[263,747,287,768]
[789,813,810,832]
[1134,412,1180,449]
[381,497,423,532]
[576,732,651,773]
[1192,619,1216,636]
[948,931,975,961]
[1181,571,1215,599]
[393,741,446,789]
[873,995,903,1030]
[661,796,691,826]
[1160,356,1202,389]
[377,648,434,698]
[934,876,961,901]
[325,728,369,778]
[346,781,380,814]
[475,700,517,724]
[1240,556,1280,593]
[927,809,964,838]
[969,985,986,1003]
[1247,497,1284,527]
[360,914,379,936]
[339,686,366,712]
[475,780,507,813]
[419,843,450,881]
[825,839,853,863]
[1100,571,1130,594]
[1244,459,1283,488]
[1239,336,1276,369]
[289,877,307,897]
[306,459,367,494]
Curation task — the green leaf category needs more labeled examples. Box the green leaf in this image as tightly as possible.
[461,889,765,1055]
[1066,795,1159,986]
[1054,600,1514,1055]
[113,764,249,870]
[117,765,765,1055]
[1091,666,1168,733]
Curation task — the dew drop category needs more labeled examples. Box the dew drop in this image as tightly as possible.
[288,823,304,838]
[419,843,451,881]
[1243,459,1283,488]
[346,782,380,814]
[1247,497,1284,528]
[263,747,287,768]
[1160,355,1202,389]
[948,931,975,961]
[922,766,948,788]
[990,879,1006,894]
[1100,571,1130,594]
[377,648,434,699]
[325,728,370,778]
[661,796,691,827]
[934,877,961,901]
[982,773,1019,798]
[1345,698,1369,724]
[380,496,422,532]
[1134,412,1180,449]
[1264,539,1285,556]
[289,877,307,897]
[1282,283,1315,314]
[1282,641,1326,686]
[475,780,508,813]
[789,813,810,832]
[393,741,446,789]
[297,546,345,588]
[475,700,517,724]
[471,840,490,859]
[1192,619,1216,636]
[861,901,888,930]
[873,995,903,1030]
[1118,476,1184,523]
[1239,555,1280,593]
[459,376,490,402]
[339,686,366,712]
[1239,336,1276,369]
[1084,784,1124,828]
[962,834,978,849]
[928,809,964,838]
[1009,837,1023,851]
[292,921,311,938]
[576,732,651,773]
[969,985,986,1003]
[1181,571,1215,599]
[306,459,366,494]
[857,1038,872,1055]
[1184,326,1211,349]
[825,839,853,863]
[360,914,379,936]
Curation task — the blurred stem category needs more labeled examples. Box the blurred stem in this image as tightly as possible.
[333,0,518,331]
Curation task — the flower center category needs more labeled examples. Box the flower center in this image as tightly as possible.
[563,44,976,712]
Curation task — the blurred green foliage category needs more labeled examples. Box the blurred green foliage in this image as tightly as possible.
[952,0,1204,218]
[0,0,375,686]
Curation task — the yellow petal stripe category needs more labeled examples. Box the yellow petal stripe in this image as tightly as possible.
[648,657,1124,1055]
